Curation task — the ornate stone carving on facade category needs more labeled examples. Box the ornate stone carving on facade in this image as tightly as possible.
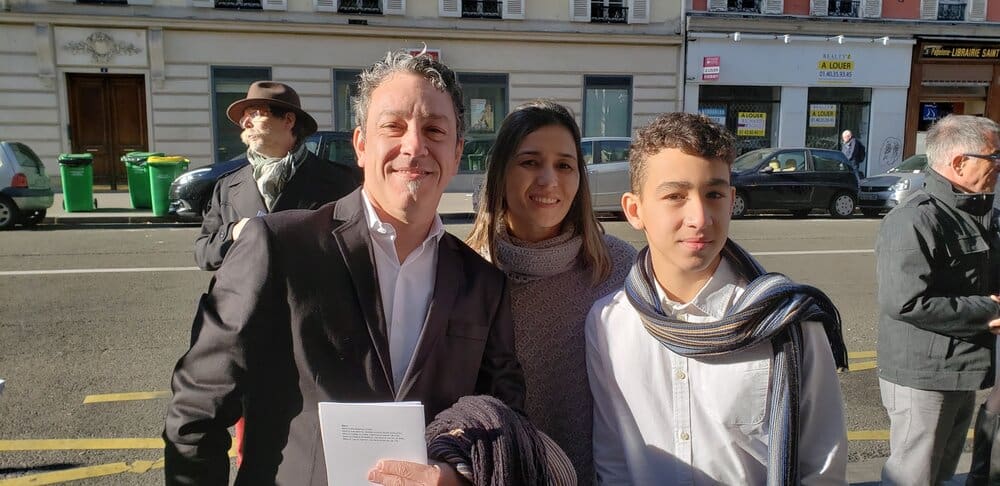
[63,32,142,64]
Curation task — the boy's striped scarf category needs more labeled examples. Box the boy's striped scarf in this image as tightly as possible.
[624,239,848,485]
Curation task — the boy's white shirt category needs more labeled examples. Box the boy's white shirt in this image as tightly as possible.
[585,258,848,485]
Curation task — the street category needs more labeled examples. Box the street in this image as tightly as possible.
[1,216,898,483]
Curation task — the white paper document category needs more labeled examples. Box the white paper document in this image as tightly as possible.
[318,401,427,486]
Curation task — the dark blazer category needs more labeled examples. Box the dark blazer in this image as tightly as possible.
[194,151,359,271]
[164,189,525,485]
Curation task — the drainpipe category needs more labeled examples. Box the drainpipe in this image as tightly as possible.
[677,0,687,113]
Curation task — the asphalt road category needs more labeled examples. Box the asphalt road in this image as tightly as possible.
[0,216,906,483]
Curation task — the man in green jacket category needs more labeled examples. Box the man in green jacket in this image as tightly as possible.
[876,114,1000,485]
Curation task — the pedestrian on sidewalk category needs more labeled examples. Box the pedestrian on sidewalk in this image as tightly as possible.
[193,81,359,271]
[875,114,1000,486]
[841,129,866,178]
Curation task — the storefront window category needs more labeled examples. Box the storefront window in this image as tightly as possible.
[459,73,507,173]
[211,66,271,162]
[584,76,632,138]
[698,85,779,154]
[805,87,871,152]
[333,70,361,131]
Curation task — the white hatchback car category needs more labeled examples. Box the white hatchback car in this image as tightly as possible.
[0,141,54,229]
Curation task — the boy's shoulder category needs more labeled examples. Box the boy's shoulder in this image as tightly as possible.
[586,289,636,333]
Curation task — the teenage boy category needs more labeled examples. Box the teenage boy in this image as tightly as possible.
[585,112,849,485]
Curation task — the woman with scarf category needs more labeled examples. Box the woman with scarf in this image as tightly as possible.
[465,100,636,485]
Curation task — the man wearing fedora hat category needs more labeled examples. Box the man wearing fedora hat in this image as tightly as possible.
[193,81,360,271]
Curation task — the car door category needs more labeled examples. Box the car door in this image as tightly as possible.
[767,150,812,208]
[587,139,630,211]
[809,149,858,204]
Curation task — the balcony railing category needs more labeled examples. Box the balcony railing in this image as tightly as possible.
[338,0,381,14]
[828,0,859,17]
[462,0,502,18]
[591,2,628,22]
[214,0,262,9]
[937,2,966,20]
[727,0,761,13]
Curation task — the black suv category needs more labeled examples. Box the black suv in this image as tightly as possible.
[731,148,859,218]
[168,131,359,220]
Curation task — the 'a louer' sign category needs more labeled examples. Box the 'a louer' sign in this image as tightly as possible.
[818,53,854,83]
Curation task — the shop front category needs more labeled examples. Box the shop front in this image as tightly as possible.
[905,40,1000,156]
[685,33,913,176]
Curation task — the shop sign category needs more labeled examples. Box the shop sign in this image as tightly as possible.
[699,107,726,125]
[817,53,854,83]
[702,56,720,81]
[922,103,939,122]
[737,112,766,137]
[809,104,837,128]
[922,44,1000,60]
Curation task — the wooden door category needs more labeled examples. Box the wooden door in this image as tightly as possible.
[67,74,148,190]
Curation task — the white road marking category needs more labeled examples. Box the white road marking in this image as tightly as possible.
[751,249,874,256]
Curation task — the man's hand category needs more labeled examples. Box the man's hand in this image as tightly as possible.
[232,218,250,240]
[367,460,466,486]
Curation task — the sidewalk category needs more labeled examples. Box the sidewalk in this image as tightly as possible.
[45,191,477,225]
[848,452,971,485]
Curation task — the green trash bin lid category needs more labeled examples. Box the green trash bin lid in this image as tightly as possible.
[147,156,189,165]
[58,153,94,166]
[121,151,164,164]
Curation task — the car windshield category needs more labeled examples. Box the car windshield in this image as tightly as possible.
[888,154,927,173]
[732,149,772,171]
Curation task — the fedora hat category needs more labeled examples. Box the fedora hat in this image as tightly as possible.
[226,81,317,137]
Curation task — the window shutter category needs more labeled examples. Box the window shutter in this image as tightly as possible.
[570,0,591,21]
[970,0,986,20]
[384,0,404,15]
[810,0,828,15]
[860,0,881,17]
[920,0,938,18]
[708,0,727,10]
[315,0,335,11]
[129,0,153,5]
[191,0,214,7]
[763,0,782,13]
[503,0,524,18]
[439,0,460,17]
[628,0,649,22]
[262,0,286,9]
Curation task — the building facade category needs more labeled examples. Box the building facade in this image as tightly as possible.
[1,0,682,191]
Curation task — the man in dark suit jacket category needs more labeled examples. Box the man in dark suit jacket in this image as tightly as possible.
[164,50,525,485]
[194,81,359,271]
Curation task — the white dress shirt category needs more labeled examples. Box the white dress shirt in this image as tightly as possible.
[585,258,847,485]
[361,190,445,391]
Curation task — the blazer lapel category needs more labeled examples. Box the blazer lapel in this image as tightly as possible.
[330,190,394,392]
[229,165,266,217]
[272,154,316,212]
[396,235,462,400]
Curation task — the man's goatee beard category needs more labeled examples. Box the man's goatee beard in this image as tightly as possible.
[406,180,421,200]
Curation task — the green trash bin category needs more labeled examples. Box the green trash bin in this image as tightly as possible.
[122,151,163,209]
[147,156,189,217]
[58,153,95,212]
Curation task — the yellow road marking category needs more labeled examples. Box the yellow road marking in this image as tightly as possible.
[848,351,877,359]
[849,429,975,441]
[83,391,170,404]
[0,438,164,451]
[0,458,164,485]
[848,360,877,371]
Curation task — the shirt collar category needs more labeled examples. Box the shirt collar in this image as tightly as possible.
[360,189,445,244]
[654,258,743,320]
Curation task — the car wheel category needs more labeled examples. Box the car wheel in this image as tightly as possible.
[790,209,811,218]
[0,196,20,230]
[829,192,856,219]
[20,209,46,227]
[732,192,748,218]
[861,208,882,218]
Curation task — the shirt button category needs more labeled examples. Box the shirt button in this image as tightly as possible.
[680,431,690,441]
[675,370,686,380]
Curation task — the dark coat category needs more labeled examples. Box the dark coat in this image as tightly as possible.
[842,138,866,173]
[164,189,526,485]
[194,151,359,271]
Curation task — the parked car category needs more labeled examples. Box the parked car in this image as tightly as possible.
[168,131,358,220]
[857,154,928,217]
[0,141,54,230]
[730,147,859,218]
[472,136,632,214]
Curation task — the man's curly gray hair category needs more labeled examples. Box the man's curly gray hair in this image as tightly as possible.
[352,48,465,140]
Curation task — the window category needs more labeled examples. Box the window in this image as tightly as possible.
[462,0,502,18]
[76,0,129,4]
[459,73,507,172]
[339,0,381,14]
[828,0,859,16]
[591,0,627,22]
[595,139,630,163]
[812,151,851,172]
[211,66,271,162]
[938,0,966,19]
[213,0,262,8]
[11,143,43,171]
[774,151,807,172]
[584,76,632,138]
[727,0,760,12]
[333,70,361,131]
[699,85,780,154]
